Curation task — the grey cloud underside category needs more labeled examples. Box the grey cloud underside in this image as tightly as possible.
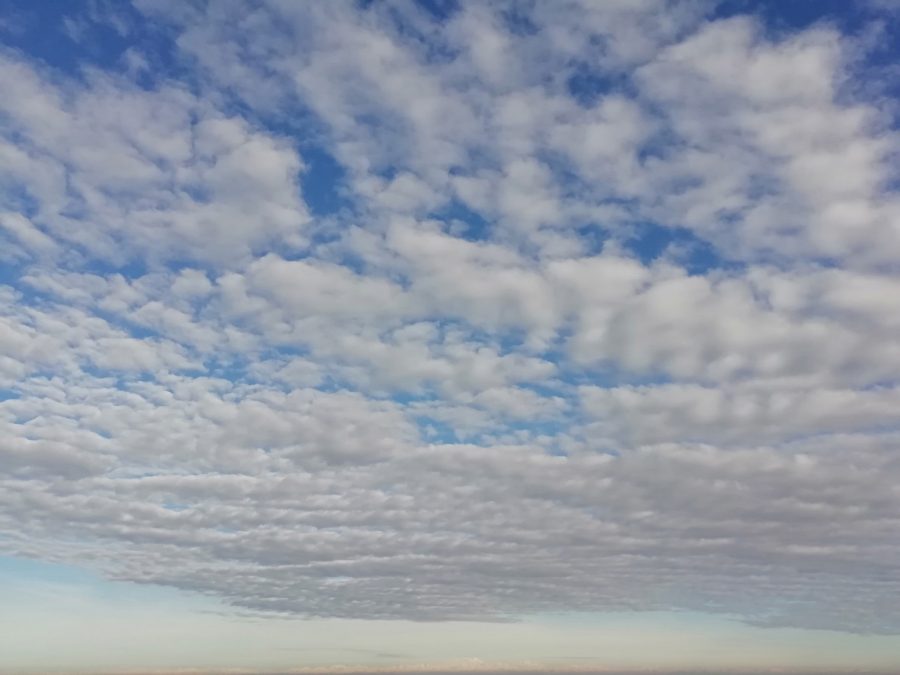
[2,0,900,633]
[6,419,900,632]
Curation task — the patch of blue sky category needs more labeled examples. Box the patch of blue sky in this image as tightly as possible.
[0,179,41,218]
[374,389,435,405]
[557,358,675,391]
[498,3,540,36]
[313,239,384,280]
[369,163,399,184]
[205,357,262,387]
[0,259,28,288]
[300,143,354,218]
[76,365,157,389]
[509,377,570,401]
[301,374,351,396]
[412,0,460,23]
[68,251,150,279]
[428,199,492,242]
[252,344,316,361]
[0,0,184,89]
[859,379,900,392]
[414,415,462,444]
[713,0,890,34]
[624,220,738,275]
[503,417,570,440]
[572,221,612,257]
[544,446,570,459]
[106,466,181,480]
[360,0,462,28]
[433,320,540,360]
[0,388,20,402]
[537,147,597,189]
[566,63,634,109]
[92,427,113,440]
[381,7,461,66]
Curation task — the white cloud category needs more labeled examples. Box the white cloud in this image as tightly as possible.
[0,51,310,267]
[635,17,900,264]
[581,382,900,446]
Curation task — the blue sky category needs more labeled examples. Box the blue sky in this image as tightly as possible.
[2,0,900,673]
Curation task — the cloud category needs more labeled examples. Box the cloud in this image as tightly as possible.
[0,50,310,268]
[633,17,900,265]
[1,0,900,638]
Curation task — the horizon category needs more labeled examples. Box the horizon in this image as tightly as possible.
[28,668,900,675]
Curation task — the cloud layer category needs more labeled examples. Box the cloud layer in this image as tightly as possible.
[2,0,900,634]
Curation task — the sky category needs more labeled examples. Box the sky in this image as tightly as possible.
[2,0,900,673]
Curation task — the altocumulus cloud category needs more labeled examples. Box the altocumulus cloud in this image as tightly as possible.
[1,0,900,635]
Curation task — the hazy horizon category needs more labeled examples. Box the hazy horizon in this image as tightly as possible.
[42,668,900,674]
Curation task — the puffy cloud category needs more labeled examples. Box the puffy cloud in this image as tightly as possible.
[634,17,900,264]
[0,51,310,267]
[581,382,900,446]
